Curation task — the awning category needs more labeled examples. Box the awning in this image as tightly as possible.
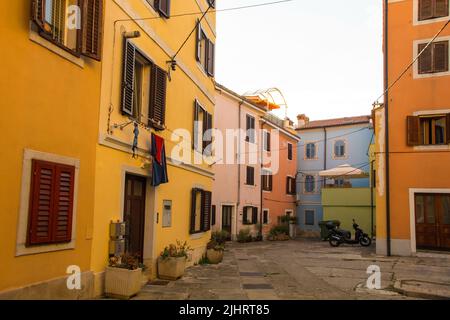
[319,164,368,179]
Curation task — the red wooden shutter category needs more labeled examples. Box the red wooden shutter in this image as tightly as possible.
[82,0,104,61]
[433,41,449,72]
[190,189,197,234]
[446,113,450,144]
[207,40,215,77]
[418,43,433,74]
[52,164,75,242]
[122,39,136,116]
[157,0,171,18]
[435,0,449,17]
[149,65,167,127]
[31,0,45,30]
[419,0,434,20]
[407,116,421,146]
[201,191,212,231]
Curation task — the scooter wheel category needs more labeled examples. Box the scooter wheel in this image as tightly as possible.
[329,238,341,247]
[360,236,372,247]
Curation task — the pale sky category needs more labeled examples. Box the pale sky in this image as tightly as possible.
[215,0,383,122]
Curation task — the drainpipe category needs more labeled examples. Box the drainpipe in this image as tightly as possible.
[370,159,375,239]
[259,120,266,239]
[323,127,327,187]
[384,0,392,256]
[237,100,243,240]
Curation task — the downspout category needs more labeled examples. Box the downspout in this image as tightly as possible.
[237,100,243,240]
[384,0,392,256]
[370,159,375,239]
[323,127,327,187]
[259,120,266,239]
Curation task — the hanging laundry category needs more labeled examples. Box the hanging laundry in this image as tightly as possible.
[132,123,139,158]
[151,133,169,186]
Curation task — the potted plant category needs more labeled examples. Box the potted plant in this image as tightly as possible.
[105,253,146,299]
[206,231,228,264]
[267,224,290,241]
[157,240,191,280]
[237,228,252,243]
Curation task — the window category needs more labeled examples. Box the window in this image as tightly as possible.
[162,200,172,228]
[263,209,269,225]
[418,41,449,74]
[27,159,75,246]
[262,170,273,192]
[246,166,255,185]
[190,188,212,234]
[263,130,271,152]
[147,0,171,18]
[288,143,293,160]
[246,115,256,143]
[419,0,449,21]
[243,206,258,225]
[334,140,346,158]
[305,210,315,226]
[196,21,215,76]
[305,143,316,159]
[122,40,167,130]
[31,0,103,60]
[211,205,216,226]
[194,100,213,155]
[407,114,450,146]
[286,176,296,195]
[305,175,315,193]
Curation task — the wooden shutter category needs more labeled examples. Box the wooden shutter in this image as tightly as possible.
[157,0,171,18]
[252,207,258,224]
[419,0,434,20]
[196,21,202,62]
[435,0,449,17]
[418,43,433,74]
[52,164,75,242]
[201,191,212,231]
[433,41,449,72]
[122,39,136,116]
[247,166,254,185]
[286,177,290,194]
[31,0,45,30]
[190,189,197,234]
[82,0,103,61]
[27,160,75,246]
[269,174,273,191]
[149,65,167,127]
[207,40,215,77]
[203,112,213,154]
[291,177,296,194]
[407,116,421,146]
[288,143,293,160]
[193,100,200,150]
[446,113,450,144]
[211,205,216,226]
[243,207,248,224]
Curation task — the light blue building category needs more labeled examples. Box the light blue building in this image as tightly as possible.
[295,115,374,234]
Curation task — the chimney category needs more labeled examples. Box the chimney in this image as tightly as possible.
[297,114,309,128]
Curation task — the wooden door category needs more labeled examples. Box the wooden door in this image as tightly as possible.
[124,174,147,262]
[415,194,450,251]
[222,205,233,239]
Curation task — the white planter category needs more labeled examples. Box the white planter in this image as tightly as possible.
[157,257,187,280]
[105,267,143,299]
[289,224,297,238]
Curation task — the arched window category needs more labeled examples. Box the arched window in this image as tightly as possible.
[306,143,316,159]
[305,175,315,193]
[334,140,346,157]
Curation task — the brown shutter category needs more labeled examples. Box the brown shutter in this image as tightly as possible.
[190,189,197,234]
[207,40,215,77]
[27,160,55,245]
[31,0,45,30]
[82,0,103,61]
[211,205,216,226]
[435,0,449,17]
[121,39,136,116]
[157,0,171,18]
[419,0,434,20]
[201,191,212,231]
[243,207,248,224]
[193,100,200,150]
[446,113,450,144]
[286,177,290,194]
[407,116,421,146]
[196,21,202,62]
[203,112,213,155]
[291,177,297,194]
[149,65,167,127]
[418,43,433,74]
[52,164,75,242]
[252,207,258,224]
[433,41,449,72]
[269,174,273,191]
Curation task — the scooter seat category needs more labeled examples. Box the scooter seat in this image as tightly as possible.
[336,229,351,240]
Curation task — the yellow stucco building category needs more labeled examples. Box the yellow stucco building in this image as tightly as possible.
[1,0,216,298]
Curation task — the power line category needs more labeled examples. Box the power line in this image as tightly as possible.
[374,18,450,104]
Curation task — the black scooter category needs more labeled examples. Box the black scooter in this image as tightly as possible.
[326,219,372,247]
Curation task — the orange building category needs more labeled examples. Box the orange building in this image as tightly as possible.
[376,0,450,256]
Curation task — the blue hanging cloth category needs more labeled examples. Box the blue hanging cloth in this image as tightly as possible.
[132,123,139,159]
[151,133,169,186]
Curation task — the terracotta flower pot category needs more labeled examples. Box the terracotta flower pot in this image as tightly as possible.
[105,267,143,299]
[206,249,224,264]
[157,256,187,280]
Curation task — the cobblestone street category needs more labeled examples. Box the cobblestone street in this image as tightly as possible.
[133,239,450,300]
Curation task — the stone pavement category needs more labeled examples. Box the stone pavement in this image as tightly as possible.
[133,239,450,300]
